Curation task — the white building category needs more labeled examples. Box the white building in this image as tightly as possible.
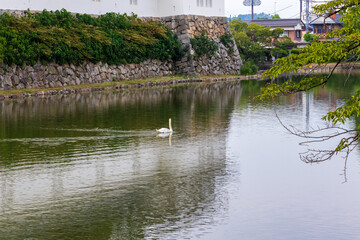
[2,0,225,17]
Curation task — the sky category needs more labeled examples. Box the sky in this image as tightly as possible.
[225,0,308,19]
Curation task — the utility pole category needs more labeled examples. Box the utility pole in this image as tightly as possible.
[252,0,254,20]
[243,0,261,21]
[306,0,309,32]
[274,1,277,15]
[300,0,302,20]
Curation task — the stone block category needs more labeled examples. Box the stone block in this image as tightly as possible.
[75,77,81,85]
[147,71,156,77]
[48,65,58,75]
[65,68,75,76]
[4,84,11,90]
[11,75,20,85]
[119,66,127,74]
[95,75,102,82]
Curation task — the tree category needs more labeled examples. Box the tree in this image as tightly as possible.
[230,19,297,74]
[271,36,297,59]
[256,0,360,168]
[229,19,285,65]
[272,14,281,19]
[303,32,320,43]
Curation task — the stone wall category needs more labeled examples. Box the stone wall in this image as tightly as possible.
[144,15,242,75]
[0,60,173,90]
[0,10,242,90]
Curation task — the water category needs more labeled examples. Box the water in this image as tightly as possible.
[0,76,360,240]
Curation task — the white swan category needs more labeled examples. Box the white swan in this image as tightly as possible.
[156,118,173,133]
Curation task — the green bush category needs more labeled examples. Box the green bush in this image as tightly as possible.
[220,33,235,55]
[241,61,258,75]
[220,33,232,46]
[0,9,185,66]
[190,31,218,59]
[303,32,319,43]
[290,48,301,55]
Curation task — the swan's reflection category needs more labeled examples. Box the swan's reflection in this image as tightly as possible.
[156,132,172,146]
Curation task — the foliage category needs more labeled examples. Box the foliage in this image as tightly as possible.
[220,33,233,47]
[290,48,301,54]
[303,32,320,43]
[0,9,184,66]
[255,76,327,101]
[257,0,360,163]
[229,19,294,67]
[271,37,297,59]
[272,14,281,19]
[241,61,258,75]
[190,31,218,59]
[324,89,360,124]
[220,33,235,55]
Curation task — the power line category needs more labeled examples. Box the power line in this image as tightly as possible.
[271,5,293,15]
[289,12,300,18]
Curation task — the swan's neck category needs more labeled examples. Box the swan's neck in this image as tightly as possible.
[169,119,172,131]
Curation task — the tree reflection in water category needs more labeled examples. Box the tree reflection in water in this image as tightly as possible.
[0,82,241,239]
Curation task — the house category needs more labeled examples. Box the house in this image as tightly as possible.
[2,0,225,17]
[310,15,343,41]
[244,19,306,43]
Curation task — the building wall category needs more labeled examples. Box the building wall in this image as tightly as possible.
[313,24,342,41]
[182,0,224,17]
[288,30,302,43]
[1,0,224,17]
[157,0,183,17]
[2,0,157,16]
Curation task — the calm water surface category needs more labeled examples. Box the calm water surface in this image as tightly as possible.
[1,76,360,239]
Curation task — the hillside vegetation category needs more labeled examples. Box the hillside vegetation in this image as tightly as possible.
[0,9,184,66]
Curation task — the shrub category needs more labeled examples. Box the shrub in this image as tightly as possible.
[220,33,233,46]
[304,32,319,43]
[190,31,218,59]
[290,48,301,55]
[0,9,185,66]
[241,61,258,75]
[220,33,235,55]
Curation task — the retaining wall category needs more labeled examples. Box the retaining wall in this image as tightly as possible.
[0,10,242,90]
[0,60,173,90]
[144,15,242,75]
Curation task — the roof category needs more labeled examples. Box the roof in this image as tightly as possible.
[243,19,305,28]
[310,16,343,25]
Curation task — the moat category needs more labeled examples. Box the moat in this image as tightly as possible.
[1,76,360,239]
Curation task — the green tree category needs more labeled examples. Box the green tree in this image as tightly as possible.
[229,19,285,65]
[272,14,281,19]
[303,32,320,43]
[257,0,360,165]
[271,36,297,59]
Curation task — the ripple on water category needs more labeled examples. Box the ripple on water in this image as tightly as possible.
[1,79,360,240]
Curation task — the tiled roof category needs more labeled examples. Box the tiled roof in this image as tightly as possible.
[310,16,343,25]
[243,19,304,28]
